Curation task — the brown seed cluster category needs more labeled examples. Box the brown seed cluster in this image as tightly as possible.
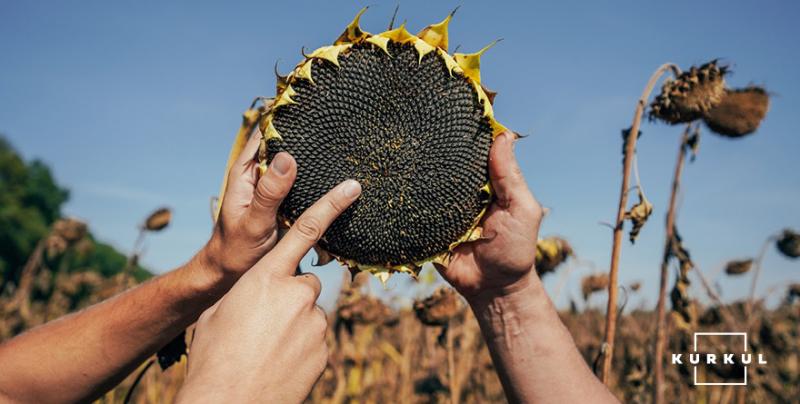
[268,42,493,266]
[650,60,728,124]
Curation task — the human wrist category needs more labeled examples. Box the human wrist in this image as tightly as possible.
[466,274,553,337]
[464,271,540,309]
[182,245,236,299]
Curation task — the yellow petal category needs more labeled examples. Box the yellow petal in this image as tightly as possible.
[417,7,458,51]
[295,60,314,84]
[262,118,283,142]
[273,85,297,108]
[377,23,415,43]
[412,37,436,63]
[366,35,391,55]
[334,7,370,45]
[454,39,501,84]
[489,116,509,138]
[308,44,350,67]
[439,49,463,77]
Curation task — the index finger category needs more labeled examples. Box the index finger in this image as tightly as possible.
[261,179,362,275]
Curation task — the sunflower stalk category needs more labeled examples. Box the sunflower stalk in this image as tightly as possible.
[746,234,779,321]
[653,123,696,404]
[600,63,680,385]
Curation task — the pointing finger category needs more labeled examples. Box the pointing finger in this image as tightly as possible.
[262,180,362,275]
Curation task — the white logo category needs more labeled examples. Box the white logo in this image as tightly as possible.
[670,332,768,386]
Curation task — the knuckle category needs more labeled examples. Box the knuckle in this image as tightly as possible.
[294,281,317,303]
[294,216,324,242]
[324,194,346,213]
[255,180,281,207]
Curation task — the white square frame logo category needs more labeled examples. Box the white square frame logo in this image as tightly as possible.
[693,332,747,386]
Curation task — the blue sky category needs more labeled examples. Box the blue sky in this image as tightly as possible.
[1,1,798,310]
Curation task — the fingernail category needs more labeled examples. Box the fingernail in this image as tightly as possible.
[342,180,362,198]
[270,153,291,175]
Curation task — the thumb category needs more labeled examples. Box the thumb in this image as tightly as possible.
[243,152,297,234]
[489,131,535,210]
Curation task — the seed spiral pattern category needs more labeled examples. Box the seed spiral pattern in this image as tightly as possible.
[268,42,493,266]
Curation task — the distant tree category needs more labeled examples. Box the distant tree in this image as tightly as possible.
[0,135,149,289]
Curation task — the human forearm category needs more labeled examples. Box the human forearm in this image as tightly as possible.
[0,250,225,403]
[467,273,618,404]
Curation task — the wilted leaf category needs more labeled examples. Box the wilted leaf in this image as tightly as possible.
[670,227,694,272]
[625,188,653,244]
[685,125,701,162]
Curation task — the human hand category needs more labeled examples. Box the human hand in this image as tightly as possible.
[178,179,362,404]
[435,132,544,300]
[201,122,298,283]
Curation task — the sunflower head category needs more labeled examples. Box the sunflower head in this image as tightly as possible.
[413,286,464,326]
[258,9,507,283]
[702,86,770,137]
[724,258,753,275]
[535,236,573,276]
[776,229,800,259]
[581,273,609,301]
[649,60,728,124]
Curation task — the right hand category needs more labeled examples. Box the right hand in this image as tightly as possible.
[435,132,544,301]
[178,179,362,404]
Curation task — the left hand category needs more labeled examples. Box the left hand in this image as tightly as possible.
[202,127,298,282]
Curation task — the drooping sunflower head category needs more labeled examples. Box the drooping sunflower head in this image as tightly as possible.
[413,286,465,326]
[535,236,573,277]
[257,8,507,283]
[649,60,728,124]
[776,229,800,259]
[702,86,770,138]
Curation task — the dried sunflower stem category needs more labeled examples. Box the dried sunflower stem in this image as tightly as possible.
[746,235,778,320]
[600,63,680,385]
[653,123,693,404]
[446,321,459,404]
[692,264,741,330]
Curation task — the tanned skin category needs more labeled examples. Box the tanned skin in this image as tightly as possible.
[0,130,617,403]
[436,132,618,403]
[0,131,299,403]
